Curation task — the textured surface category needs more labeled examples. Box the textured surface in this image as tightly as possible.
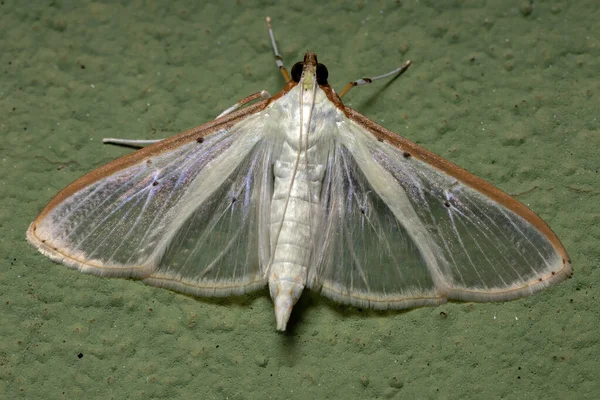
[1,1,598,399]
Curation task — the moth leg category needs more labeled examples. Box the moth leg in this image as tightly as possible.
[266,16,291,82]
[103,89,271,148]
[339,60,412,98]
[215,90,271,119]
[102,138,164,148]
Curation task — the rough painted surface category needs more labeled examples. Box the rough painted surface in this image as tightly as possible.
[1,1,597,398]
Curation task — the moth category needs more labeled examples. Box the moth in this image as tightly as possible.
[27,18,571,331]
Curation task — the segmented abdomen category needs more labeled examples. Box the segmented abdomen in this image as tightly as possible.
[268,141,326,285]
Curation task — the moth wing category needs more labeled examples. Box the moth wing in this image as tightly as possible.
[308,110,571,309]
[28,106,275,296]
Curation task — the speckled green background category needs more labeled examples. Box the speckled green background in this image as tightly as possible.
[1,1,598,399]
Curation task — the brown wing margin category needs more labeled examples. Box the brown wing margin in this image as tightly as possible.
[30,98,271,224]
[345,107,572,282]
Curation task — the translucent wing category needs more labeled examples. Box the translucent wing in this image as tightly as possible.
[28,106,275,296]
[308,110,571,309]
[309,143,442,309]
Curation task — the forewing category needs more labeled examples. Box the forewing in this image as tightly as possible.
[309,111,571,309]
[28,110,273,295]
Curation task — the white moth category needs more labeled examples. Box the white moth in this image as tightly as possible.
[27,18,571,331]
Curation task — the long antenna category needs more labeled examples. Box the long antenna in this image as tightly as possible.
[266,17,291,82]
[339,60,412,98]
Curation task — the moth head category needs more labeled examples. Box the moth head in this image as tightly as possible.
[291,52,329,86]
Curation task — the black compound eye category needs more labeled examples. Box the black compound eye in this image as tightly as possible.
[291,62,303,82]
[316,63,328,85]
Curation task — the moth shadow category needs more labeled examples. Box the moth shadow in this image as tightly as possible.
[320,294,413,320]
[169,286,412,338]
[351,73,406,114]
[186,291,265,307]
[285,290,412,334]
